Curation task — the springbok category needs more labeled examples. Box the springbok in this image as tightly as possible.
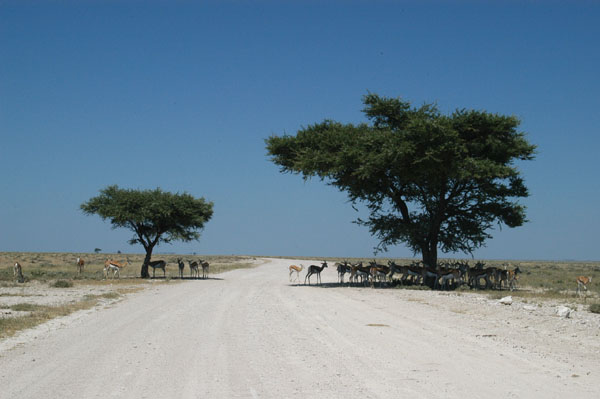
[304,261,328,285]
[76,257,85,274]
[437,268,464,290]
[200,259,209,279]
[349,262,371,286]
[148,260,167,278]
[177,258,185,278]
[505,266,522,291]
[576,276,592,296]
[104,259,129,279]
[14,262,24,283]
[369,261,390,287]
[189,260,199,278]
[289,264,304,283]
[336,261,352,284]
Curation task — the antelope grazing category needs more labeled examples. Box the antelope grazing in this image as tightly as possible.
[189,260,199,278]
[177,258,185,278]
[14,262,24,283]
[305,261,328,285]
[148,260,167,278]
[576,276,592,296]
[104,259,129,279]
[76,257,85,274]
[289,264,304,283]
[200,259,209,279]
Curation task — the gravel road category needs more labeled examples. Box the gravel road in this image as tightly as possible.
[1,258,598,398]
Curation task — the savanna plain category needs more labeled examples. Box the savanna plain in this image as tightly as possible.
[1,252,599,398]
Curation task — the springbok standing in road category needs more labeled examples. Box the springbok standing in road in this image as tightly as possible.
[76,257,85,274]
[289,264,304,283]
[304,261,328,285]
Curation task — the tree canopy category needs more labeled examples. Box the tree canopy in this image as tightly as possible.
[81,185,214,277]
[266,94,536,266]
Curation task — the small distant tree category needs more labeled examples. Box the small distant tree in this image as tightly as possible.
[266,94,536,266]
[94,248,102,254]
[81,185,214,278]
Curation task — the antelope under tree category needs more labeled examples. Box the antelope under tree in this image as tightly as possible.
[266,94,536,266]
[81,185,213,278]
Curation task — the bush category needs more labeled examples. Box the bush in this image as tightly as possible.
[588,304,600,314]
[52,280,73,288]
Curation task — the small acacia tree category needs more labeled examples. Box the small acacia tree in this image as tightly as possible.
[266,94,536,266]
[81,185,214,278]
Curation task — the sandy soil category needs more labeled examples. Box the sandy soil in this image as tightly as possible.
[1,258,599,398]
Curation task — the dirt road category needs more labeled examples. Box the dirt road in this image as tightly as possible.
[1,258,598,398]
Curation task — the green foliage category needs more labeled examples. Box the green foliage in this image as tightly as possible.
[266,94,536,265]
[589,304,600,314]
[81,186,214,277]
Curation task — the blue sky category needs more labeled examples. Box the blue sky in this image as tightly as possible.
[1,1,599,260]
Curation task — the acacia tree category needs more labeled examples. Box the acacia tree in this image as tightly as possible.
[266,94,536,266]
[81,185,214,278]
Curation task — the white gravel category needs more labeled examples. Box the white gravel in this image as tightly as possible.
[1,258,599,398]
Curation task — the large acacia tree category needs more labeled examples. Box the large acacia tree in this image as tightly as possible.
[266,94,536,266]
[81,185,214,278]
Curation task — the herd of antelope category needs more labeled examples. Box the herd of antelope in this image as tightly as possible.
[9,257,210,280]
[335,259,524,291]
[291,259,594,295]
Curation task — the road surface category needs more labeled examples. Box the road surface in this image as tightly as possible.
[1,258,598,398]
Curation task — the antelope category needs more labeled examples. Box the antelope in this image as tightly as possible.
[401,263,426,285]
[76,257,85,274]
[576,276,592,296]
[468,267,495,289]
[177,258,185,278]
[349,262,370,286]
[104,259,129,279]
[508,267,522,291]
[437,268,464,290]
[304,261,328,285]
[200,259,209,279]
[336,261,352,284]
[387,261,408,283]
[189,260,199,278]
[369,261,390,287]
[289,264,304,283]
[148,260,167,278]
[14,262,24,283]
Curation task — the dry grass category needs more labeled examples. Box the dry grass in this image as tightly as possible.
[0,252,259,282]
[0,292,117,338]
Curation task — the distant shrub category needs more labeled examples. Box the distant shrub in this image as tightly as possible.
[589,304,600,314]
[52,280,73,288]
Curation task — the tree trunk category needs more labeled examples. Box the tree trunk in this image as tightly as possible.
[421,241,438,268]
[140,249,153,278]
